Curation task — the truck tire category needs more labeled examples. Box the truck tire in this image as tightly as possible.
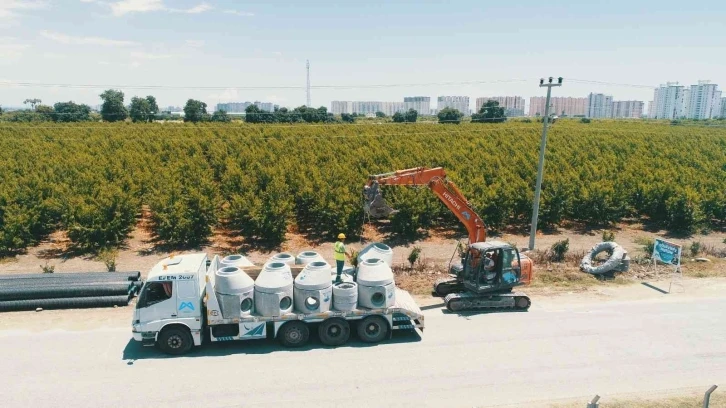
[580,242,626,275]
[278,321,310,348]
[357,316,389,343]
[318,318,350,347]
[158,326,193,355]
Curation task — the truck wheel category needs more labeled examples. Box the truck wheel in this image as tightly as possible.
[158,326,193,355]
[278,321,310,348]
[357,316,389,343]
[319,318,350,347]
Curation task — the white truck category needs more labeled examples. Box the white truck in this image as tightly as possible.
[132,253,425,354]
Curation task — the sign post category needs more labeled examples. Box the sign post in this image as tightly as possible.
[651,238,682,293]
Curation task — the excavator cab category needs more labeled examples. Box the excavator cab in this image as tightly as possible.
[462,242,524,295]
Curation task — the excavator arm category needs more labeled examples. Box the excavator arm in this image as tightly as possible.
[364,167,487,243]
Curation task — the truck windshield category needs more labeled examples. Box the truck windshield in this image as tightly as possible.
[136,282,173,309]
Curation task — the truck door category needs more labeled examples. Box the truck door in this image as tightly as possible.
[137,281,176,331]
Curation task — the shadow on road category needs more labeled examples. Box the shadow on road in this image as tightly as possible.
[122,329,422,363]
[440,308,529,319]
[641,282,669,294]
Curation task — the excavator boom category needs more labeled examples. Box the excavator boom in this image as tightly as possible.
[364,167,486,243]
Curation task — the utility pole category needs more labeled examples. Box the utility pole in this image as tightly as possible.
[306,60,311,107]
[528,76,563,250]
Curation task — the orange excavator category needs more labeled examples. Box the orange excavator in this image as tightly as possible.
[364,167,533,312]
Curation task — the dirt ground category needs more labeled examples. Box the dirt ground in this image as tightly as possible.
[1,220,725,277]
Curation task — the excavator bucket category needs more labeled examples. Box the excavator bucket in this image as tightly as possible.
[363,182,398,218]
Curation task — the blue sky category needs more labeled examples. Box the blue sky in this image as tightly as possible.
[1,0,724,110]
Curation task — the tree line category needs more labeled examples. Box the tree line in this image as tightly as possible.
[1,93,510,125]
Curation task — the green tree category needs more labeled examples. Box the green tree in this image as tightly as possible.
[129,96,159,122]
[392,111,405,123]
[52,102,91,122]
[404,108,418,123]
[183,99,209,123]
[472,100,506,123]
[375,111,386,118]
[341,113,355,123]
[211,110,231,122]
[99,89,128,122]
[437,107,464,124]
[23,98,42,110]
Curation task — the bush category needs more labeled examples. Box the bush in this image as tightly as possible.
[689,241,702,257]
[580,118,591,124]
[98,248,118,272]
[602,230,616,242]
[40,262,55,274]
[550,238,569,262]
[635,237,655,257]
[407,246,422,268]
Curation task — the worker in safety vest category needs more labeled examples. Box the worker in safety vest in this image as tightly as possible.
[334,233,347,283]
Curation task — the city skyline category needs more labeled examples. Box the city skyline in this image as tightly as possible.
[1,1,724,110]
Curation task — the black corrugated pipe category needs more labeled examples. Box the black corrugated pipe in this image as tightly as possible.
[0,295,130,312]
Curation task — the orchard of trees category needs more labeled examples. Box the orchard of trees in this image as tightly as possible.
[1,120,725,257]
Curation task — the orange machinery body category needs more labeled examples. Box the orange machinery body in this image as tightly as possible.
[366,166,533,286]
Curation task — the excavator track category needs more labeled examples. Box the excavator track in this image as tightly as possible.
[444,292,531,312]
[433,278,465,297]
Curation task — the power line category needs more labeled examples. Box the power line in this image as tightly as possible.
[0,78,532,90]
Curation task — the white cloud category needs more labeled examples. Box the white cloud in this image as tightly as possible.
[174,3,211,14]
[0,37,29,59]
[109,0,212,16]
[224,10,254,17]
[110,0,164,16]
[130,51,172,60]
[40,30,138,47]
[0,0,46,21]
[185,40,205,48]
[208,88,239,102]
[98,61,110,65]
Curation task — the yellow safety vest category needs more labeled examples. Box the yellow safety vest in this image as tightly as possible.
[334,241,346,261]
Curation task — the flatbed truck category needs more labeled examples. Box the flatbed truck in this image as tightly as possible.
[132,253,424,354]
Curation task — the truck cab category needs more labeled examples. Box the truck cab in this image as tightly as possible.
[132,253,207,354]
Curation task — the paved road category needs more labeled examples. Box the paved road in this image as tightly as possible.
[1,294,725,408]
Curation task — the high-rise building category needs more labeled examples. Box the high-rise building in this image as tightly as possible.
[587,93,613,118]
[650,82,688,119]
[331,101,353,115]
[380,102,405,116]
[351,101,382,115]
[216,101,278,113]
[216,102,251,113]
[529,97,587,117]
[611,101,644,118]
[437,96,470,115]
[687,80,721,119]
[403,96,431,115]
[719,97,726,118]
[475,96,525,116]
